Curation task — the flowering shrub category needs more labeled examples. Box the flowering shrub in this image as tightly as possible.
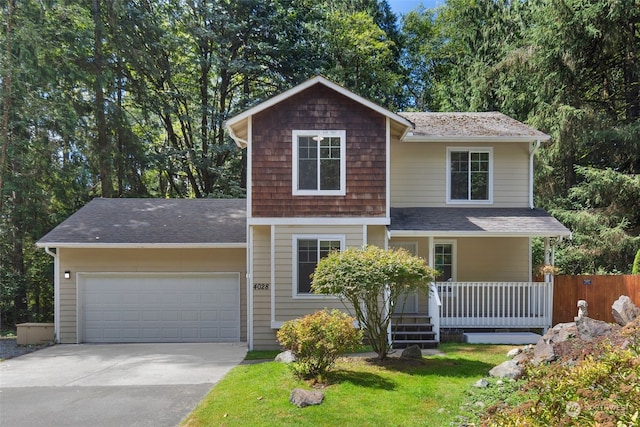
[277,309,362,381]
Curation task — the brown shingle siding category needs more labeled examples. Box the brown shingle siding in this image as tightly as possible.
[251,84,387,218]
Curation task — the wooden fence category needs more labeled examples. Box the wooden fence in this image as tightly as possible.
[552,275,640,324]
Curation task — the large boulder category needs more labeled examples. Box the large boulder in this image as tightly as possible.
[275,350,296,363]
[289,388,324,408]
[612,295,640,326]
[489,360,524,379]
[531,339,556,365]
[530,322,578,365]
[400,345,423,360]
[576,316,620,340]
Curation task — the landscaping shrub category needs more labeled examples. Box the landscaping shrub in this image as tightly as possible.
[633,249,640,274]
[277,309,362,381]
[312,245,435,360]
[484,339,640,426]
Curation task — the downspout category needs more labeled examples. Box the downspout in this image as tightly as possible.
[44,247,60,343]
[529,140,541,209]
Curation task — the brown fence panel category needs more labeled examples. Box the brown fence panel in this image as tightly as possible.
[552,275,640,325]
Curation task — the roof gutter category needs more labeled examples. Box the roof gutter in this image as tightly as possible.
[388,230,572,238]
[401,135,550,143]
[43,247,60,343]
[35,242,247,249]
[529,140,541,209]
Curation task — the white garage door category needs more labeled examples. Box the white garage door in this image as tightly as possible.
[80,273,240,343]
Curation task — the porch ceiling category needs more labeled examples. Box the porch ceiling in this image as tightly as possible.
[389,207,571,238]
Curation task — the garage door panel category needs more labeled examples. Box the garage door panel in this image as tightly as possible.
[80,274,240,343]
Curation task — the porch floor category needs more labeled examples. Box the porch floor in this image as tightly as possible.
[463,332,541,345]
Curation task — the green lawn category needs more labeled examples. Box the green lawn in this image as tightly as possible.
[182,344,512,427]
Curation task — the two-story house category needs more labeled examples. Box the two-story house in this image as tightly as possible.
[37,76,570,349]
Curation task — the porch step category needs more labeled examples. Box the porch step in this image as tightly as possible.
[463,332,541,345]
[392,339,439,349]
[391,315,438,349]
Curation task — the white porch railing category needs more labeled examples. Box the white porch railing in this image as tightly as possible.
[435,281,553,330]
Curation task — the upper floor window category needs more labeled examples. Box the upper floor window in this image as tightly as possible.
[292,130,346,196]
[446,147,492,203]
[294,236,344,296]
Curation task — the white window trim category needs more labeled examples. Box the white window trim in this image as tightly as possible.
[292,234,345,299]
[292,130,346,196]
[446,147,493,204]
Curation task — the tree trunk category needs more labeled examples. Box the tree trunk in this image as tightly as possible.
[0,0,15,211]
[92,0,113,197]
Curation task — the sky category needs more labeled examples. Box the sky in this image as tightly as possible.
[386,0,443,15]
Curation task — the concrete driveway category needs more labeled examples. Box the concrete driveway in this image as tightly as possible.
[0,343,247,427]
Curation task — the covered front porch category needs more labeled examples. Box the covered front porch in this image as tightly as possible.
[388,207,571,347]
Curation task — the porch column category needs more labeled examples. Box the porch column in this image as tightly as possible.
[544,237,550,283]
[428,236,434,268]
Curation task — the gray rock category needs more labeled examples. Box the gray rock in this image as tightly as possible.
[289,388,324,408]
[612,295,640,326]
[275,350,296,363]
[512,352,529,365]
[489,360,524,379]
[532,339,556,365]
[576,316,619,341]
[401,345,423,359]
[506,348,522,358]
[473,378,489,388]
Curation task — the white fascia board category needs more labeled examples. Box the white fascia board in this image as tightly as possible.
[388,230,572,238]
[35,242,247,249]
[224,76,413,137]
[227,122,248,148]
[401,135,551,143]
[247,217,390,226]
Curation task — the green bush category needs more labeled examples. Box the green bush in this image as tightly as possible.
[486,343,640,426]
[632,249,640,274]
[277,309,362,381]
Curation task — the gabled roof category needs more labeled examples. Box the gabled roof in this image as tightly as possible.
[389,207,571,238]
[399,112,551,143]
[225,75,413,148]
[36,198,247,248]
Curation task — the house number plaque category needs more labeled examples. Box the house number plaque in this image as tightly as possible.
[253,283,270,290]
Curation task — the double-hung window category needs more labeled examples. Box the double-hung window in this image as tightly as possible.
[447,147,492,203]
[294,236,344,296]
[293,130,346,195]
[434,242,454,282]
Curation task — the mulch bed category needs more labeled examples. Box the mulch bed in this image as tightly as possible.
[0,337,53,360]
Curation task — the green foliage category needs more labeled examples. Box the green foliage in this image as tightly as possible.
[322,10,403,109]
[550,167,640,274]
[633,249,640,275]
[486,342,640,426]
[312,245,436,360]
[276,309,362,381]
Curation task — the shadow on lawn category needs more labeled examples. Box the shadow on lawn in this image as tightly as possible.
[328,369,397,390]
[368,356,496,379]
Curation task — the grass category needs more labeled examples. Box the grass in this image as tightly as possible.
[181,344,512,427]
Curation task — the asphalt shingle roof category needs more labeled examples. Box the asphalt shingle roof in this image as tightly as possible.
[37,198,247,246]
[398,112,551,140]
[390,207,571,237]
